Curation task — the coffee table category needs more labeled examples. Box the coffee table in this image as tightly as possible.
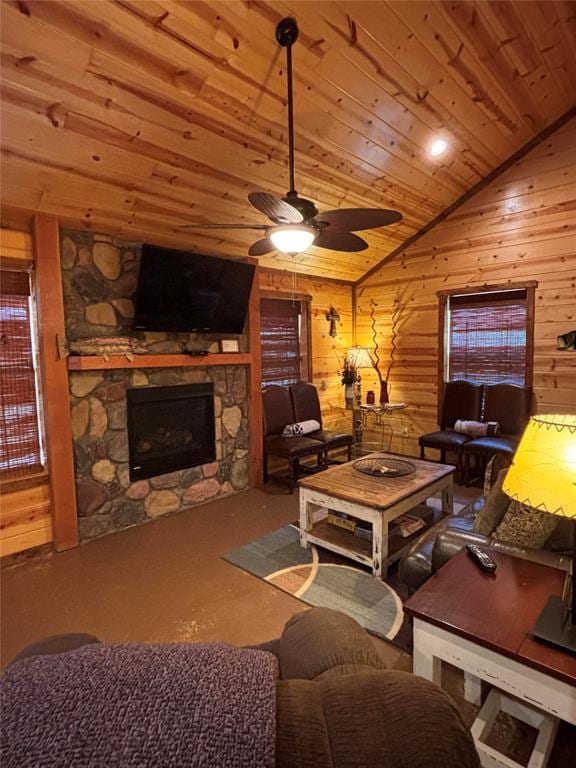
[298,452,454,578]
[405,549,576,767]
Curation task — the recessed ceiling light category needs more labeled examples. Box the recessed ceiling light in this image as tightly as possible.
[429,138,448,157]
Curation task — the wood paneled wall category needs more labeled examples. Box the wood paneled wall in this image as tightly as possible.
[259,268,353,433]
[0,229,54,556]
[355,116,576,457]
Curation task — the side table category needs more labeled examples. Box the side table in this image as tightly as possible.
[405,549,576,768]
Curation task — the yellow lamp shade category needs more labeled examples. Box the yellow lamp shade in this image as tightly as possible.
[502,414,576,518]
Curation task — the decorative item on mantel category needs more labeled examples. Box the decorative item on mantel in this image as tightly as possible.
[60,335,148,361]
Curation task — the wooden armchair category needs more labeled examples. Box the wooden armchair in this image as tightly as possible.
[262,385,324,492]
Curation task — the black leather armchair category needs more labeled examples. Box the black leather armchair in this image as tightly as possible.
[290,381,353,464]
[461,383,531,481]
[262,385,324,492]
[419,380,483,480]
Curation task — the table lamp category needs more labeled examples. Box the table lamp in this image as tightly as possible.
[346,347,374,405]
[502,413,576,653]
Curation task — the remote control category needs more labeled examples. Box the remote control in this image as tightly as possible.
[466,544,497,572]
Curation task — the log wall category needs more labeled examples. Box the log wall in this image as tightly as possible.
[259,269,354,434]
[356,116,576,457]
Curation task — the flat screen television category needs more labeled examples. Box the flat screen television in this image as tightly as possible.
[133,245,256,334]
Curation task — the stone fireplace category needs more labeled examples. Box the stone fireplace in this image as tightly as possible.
[127,383,215,481]
[61,230,251,542]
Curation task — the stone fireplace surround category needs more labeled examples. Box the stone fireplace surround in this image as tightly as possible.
[62,231,250,542]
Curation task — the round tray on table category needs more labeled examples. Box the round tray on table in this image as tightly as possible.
[352,457,416,478]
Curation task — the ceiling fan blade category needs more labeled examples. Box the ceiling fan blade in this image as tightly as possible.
[248,192,303,224]
[179,223,268,230]
[314,231,368,252]
[315,208,402,231]
[248,238,275,256]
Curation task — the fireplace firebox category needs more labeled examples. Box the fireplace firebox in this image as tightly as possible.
[126,383,215,481]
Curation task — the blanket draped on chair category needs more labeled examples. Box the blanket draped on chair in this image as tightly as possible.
[0,642,278,768]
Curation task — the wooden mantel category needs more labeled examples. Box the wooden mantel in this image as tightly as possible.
[67,353,251,371]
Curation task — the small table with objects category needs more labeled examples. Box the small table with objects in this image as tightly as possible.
[405,548,575,768]
[298,452,453,579]
[352,402,407,452]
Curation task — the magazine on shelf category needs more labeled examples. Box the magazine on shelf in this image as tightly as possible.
[390,514,426,538]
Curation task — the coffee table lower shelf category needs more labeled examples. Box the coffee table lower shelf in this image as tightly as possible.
[305,515,436,572]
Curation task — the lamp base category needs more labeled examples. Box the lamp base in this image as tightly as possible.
[532,595,576,654]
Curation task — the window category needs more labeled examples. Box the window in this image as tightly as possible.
[0,270,44,478]
[260,297,311,388]
[439,285,535,389]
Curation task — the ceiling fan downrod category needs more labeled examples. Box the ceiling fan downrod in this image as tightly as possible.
[276,18,299,196]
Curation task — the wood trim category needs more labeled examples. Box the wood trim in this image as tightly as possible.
[0,470,49,493]
[33,214,79,551]
[352,286,358,347]
[0,256,33,272]
[437,281,539,297]
[248,261,264,488]
[437,295,448,425]
[525,286,536,394]
[261,265,353,287]
[303,299,313,383]
[260,289,312,302]
[357,106,576,286]
[67,353,251,371]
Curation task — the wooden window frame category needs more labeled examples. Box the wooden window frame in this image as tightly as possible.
[437,281,537,422]
[259,291,313,387]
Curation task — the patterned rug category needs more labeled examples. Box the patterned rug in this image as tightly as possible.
[223,496,472,653]
[224,523,411,649]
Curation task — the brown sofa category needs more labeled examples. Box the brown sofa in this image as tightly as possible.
[5,608,481,768]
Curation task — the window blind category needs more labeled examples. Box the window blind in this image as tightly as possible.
[260,298,302,388]
[448,289,528,386]
[0,270,43,478]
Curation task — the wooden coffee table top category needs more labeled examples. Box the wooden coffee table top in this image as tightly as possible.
[298,453,454,510]
[405,548,576,687]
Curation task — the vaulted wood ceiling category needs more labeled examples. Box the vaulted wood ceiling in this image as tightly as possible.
[1,0,575,281]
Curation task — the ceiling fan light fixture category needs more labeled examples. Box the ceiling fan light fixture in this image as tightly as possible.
[269,224,316,254]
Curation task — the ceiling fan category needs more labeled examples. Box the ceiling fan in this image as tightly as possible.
[181,18,403,256]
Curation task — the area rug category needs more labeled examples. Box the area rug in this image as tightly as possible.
[223,495,472,653]
[224,523,411,649]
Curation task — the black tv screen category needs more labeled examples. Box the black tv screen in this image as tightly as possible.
[133,245,255,334]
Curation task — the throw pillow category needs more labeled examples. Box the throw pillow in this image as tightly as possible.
[483,454,511,499]
[453,420,500,438]
[473,468,510,536]
[492,500,558,548]
[282,419,321,437]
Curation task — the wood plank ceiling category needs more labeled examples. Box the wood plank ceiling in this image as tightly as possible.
[1,0,575,281]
